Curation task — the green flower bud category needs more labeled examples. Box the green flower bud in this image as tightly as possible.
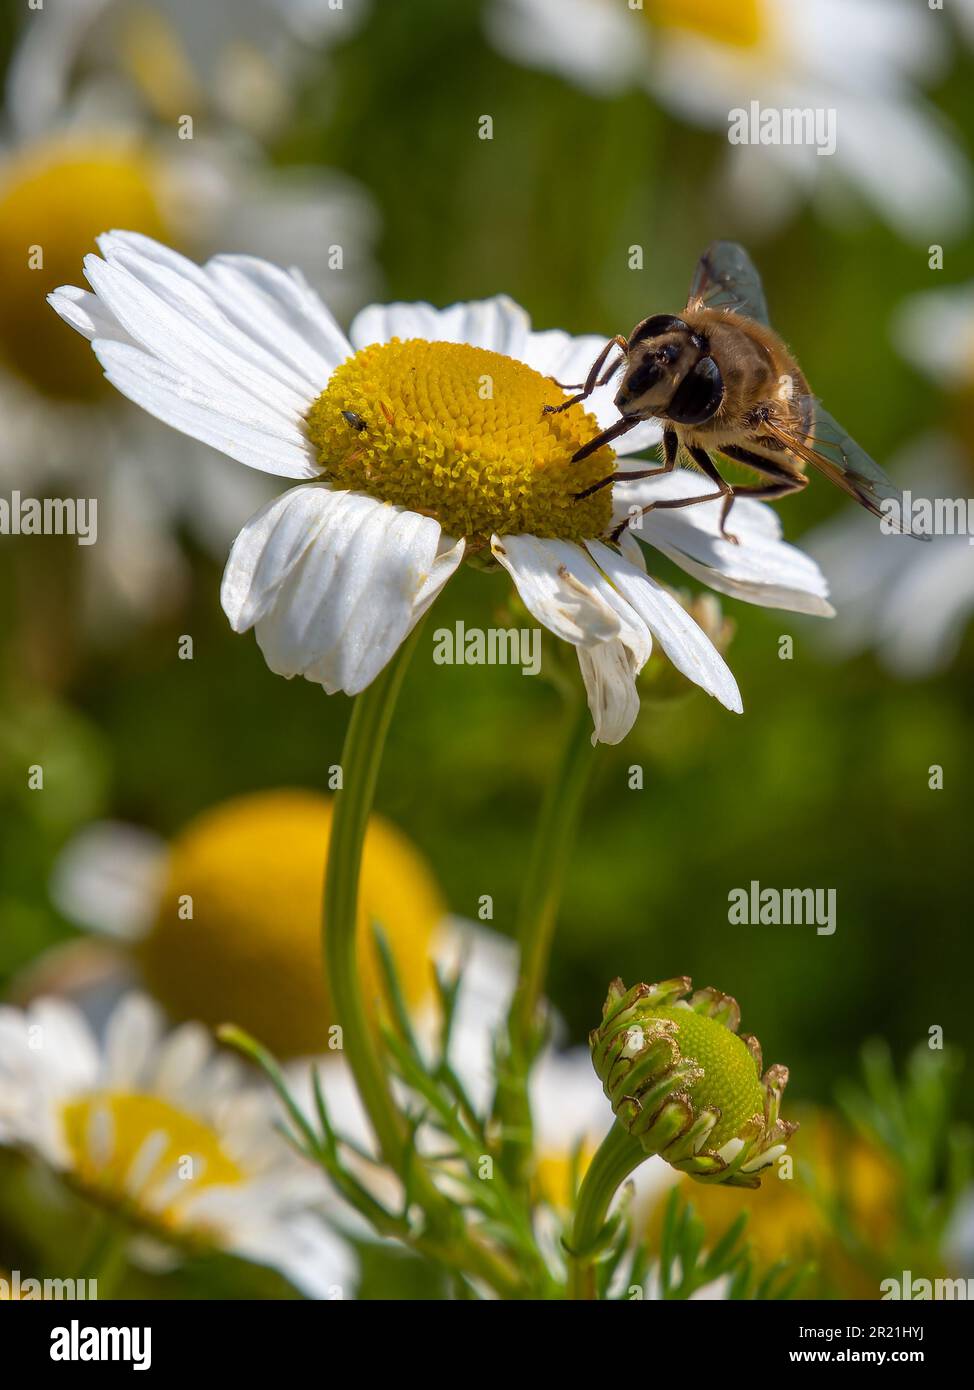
[589,976,796,1187]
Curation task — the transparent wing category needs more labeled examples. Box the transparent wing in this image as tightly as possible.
[686,241,770,326]
[765,401,930,540]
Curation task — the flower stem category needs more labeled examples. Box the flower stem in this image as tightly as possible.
[321,618,521,1298]
[568,1120,645,1300]
[510,694,596,1050]
[495,695,596,1181]
[76,1211,129,1298]
[322,624,426,1169]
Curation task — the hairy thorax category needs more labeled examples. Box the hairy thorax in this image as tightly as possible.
[681,310,810,449]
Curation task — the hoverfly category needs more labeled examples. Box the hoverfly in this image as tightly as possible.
[545,241,925,543]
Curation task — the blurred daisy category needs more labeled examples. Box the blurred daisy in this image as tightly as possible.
[6,0,367,143]
[42,792,667,1280]
[47,790,445,1060]
[0,51,376,632]
[808,438,974,677]
[40,793,561,1265]
[51,232,832,743]
[0,991,353,1296]
[894,281,974,396]
[485,0,969,239]
[808,282,974,676]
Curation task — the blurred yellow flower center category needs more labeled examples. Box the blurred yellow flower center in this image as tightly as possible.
[534,1145,595,1211]
[647,0,765,49]
[61,1092,243,1230]
[137,791,443,1058]
[647,1111,899,1297]
[306,339,616,541]
[651,1006,764,1147]
[0,136,169,399]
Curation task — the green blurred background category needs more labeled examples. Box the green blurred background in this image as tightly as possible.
[1,0,972,1273]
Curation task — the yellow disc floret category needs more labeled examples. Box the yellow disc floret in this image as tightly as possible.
[136,791,444,1058]
[0,135,169,399]
[61,1092,243,1231]
[650,1005,765,1147]
[647,0,766,50]
[305,339,616,541]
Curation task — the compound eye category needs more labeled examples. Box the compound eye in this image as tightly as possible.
[666,355,724,426]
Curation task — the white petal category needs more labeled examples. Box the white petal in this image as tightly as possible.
[490,534,623,645]
[491,534,653,742]
[613,468,834,616]
[485,0,644,97]
[97,233,351,385]
[83,250,313,417]
[241,492,453,695]
[587,539,743,713]
[530,1047,609,1151]
[438,921,520,1117]
[222,484,344,631]
[153,1024,213,1101]
[892,285,974,390]
[577,642,643,745]
[102,995,163,1090]
[92,340,319,478]
[47,286,136,345]
[350,294,531,358]
[49,821,167,941]
[194,255,351,387]
[830,95,970,242]
[409,534,466,622]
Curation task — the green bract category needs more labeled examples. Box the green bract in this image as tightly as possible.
[589,976,797,1187]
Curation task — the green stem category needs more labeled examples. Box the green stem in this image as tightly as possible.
[568,1120,645,1300]
[323,624,425,1170]
[321,619,521,1299]
[509,695,597,1051]
[495,696,596,1181]
[76,1211,129,1298]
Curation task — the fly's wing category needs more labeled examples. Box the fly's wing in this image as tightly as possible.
[764,400,930,539]
[686,241,770,326]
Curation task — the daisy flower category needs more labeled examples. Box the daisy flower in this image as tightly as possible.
[46,790,447,1060]
[0,991,354,1297]
[50,232,831,744]
[6,0,367,143]
[0,38,376,631]
[807,437,974,677]
[485,0,969,239]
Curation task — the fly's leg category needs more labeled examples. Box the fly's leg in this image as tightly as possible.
[575,427,678,501]
[543,335,628,415]
[610,444,734,543]
[717,445,808,532]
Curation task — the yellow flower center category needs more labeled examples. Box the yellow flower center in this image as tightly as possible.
[137,791,444,1058]
[644,1110,899,1297]
[534,1144,595,1211]
[647,0,766,50]
[61,1092,243,1233]
[651,1005,765,1147]
[305,339,616,542]
[0,136,169,399]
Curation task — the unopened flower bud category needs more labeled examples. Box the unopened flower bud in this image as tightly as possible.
[589,976,796,1187]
